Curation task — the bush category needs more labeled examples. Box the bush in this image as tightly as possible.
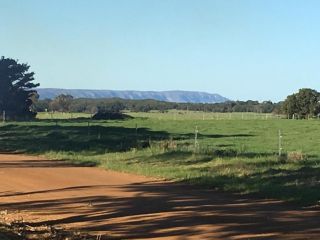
[92,111,133,120]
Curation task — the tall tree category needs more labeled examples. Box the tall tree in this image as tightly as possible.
[50,94,74,112]
[0,57,39,120]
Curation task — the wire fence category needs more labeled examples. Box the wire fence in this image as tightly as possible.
[128,111,286,121]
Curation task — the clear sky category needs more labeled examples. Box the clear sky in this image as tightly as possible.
[1,0,320,102]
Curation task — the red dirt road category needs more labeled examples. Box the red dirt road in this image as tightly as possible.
[0,154,319,239]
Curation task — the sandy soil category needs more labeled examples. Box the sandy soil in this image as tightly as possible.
[0,153,319,239]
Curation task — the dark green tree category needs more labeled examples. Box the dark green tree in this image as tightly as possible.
[0,57,39,120]
[97,101,125,113]
[33,98,51,112]
[283,88,320,118]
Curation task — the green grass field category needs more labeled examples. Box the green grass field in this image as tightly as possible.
[128,110,285,120]
[1,111,319,206]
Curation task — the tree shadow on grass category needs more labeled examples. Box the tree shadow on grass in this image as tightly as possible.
[184,163,320,206]
[131,149,277,166]
[0,120,255,155]
[173,132,255,141]
[0,122,170,154]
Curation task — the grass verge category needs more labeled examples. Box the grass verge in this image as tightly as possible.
[1,116,320,206]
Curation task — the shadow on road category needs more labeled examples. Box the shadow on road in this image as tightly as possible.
[0,180,319,239]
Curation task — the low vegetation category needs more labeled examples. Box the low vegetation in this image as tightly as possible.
[0,111,319,206]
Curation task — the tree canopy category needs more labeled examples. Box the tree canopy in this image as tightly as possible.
[50,94,74,112]
[282,88,320,118]
[0,57,39,120]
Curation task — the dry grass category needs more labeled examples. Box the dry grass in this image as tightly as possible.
[287,151,306,162]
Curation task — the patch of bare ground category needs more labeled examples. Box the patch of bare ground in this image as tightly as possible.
[0,154,319,239]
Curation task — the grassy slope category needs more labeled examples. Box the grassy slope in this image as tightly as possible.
[0,112,319,206]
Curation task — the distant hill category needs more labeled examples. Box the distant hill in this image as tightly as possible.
[37,88,229,103]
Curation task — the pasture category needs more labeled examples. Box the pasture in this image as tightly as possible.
[0,111,319,205]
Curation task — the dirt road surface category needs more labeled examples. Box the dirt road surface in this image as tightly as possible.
[0,153,319,239]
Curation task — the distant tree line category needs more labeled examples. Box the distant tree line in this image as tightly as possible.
[34,95,283,114]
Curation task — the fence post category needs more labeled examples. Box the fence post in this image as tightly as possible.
[278,130,282,157]
[194,126,199,152]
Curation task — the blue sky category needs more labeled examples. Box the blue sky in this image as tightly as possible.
[1,0,320,101]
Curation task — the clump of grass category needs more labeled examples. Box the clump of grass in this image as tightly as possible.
[286,151,306,162]
[149,138,178,153]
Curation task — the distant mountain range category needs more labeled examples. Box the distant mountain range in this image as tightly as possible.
[37,88,229,103]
